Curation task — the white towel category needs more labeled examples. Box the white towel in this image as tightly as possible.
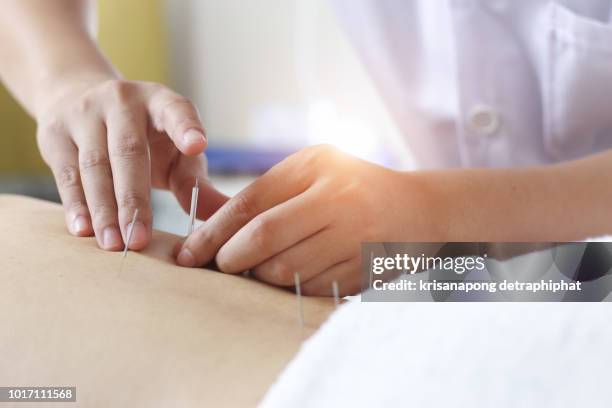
[261,300,612,407]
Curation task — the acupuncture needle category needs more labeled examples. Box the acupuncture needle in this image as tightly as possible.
[187,178,199,235]
[294,272,304,328]
[332,280,340,308]
[120,208,140,274]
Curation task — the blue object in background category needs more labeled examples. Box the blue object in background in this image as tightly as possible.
[205,146,298,175]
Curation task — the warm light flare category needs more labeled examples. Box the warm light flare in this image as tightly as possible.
[306,100,381,162]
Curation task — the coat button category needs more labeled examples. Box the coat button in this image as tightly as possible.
[468,105,501,136]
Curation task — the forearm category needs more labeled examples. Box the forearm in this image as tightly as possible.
[0,0,118,118]
[421,150,612,241]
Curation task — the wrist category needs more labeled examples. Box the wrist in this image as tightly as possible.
[415,168,501,242]
[417,167,560,242]
[392,170,453,242]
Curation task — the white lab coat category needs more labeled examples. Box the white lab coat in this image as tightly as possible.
[331,0,612,169]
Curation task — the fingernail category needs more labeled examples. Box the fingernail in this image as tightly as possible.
[183,129,206,145]
[177,248,195,267]
[103,226,123,250]
[126,220,147,249]
[72,216,89,236]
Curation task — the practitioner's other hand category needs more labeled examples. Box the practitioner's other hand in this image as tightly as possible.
[176,145,445,296]
[36,79,228,251]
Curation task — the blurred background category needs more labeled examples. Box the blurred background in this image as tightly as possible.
[0,0,411,234]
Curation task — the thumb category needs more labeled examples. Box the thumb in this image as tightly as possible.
[147,87,207,156]
[194,181,229,220]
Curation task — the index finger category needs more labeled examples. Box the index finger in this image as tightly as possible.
[176,158,312,267]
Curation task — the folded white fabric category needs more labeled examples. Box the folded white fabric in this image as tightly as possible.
[589,236,612,241]
[261,301,612,407]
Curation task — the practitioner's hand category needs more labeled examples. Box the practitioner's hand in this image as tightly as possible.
[175,145,445,296]
[36,79,228,251]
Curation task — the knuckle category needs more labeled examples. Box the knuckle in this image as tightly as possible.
[55,164,80,189]
[303,144,337,160]
[250,216,272,250]
[79,149,110,171]
[90,202,116,222]
[161,96,196,122]
[311,143,336,153]
[144,81,166,93]
[190,230,218,264]
[314,144,340,163]
[38,117,67,137]
[295,144,339,170]
[282,144,341,184]
[163,95,193,111]
[118,190,148,210]
[36,119,67,159]
[72,97,95,115]
[66,200,88,216]
[195,229,216,251]
[105,79,134,104]
[286,148,310,165]
[227,193,256,221]
[111,137,147,159]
